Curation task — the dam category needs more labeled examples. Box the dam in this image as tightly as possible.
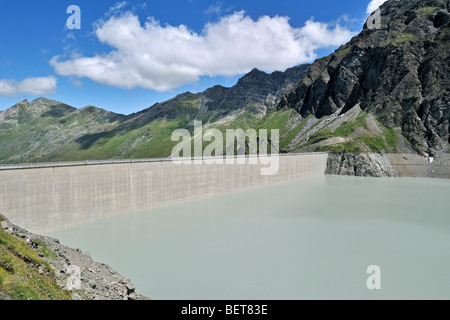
[48,173,450,299]
[1,151,448,234]
[1,152,449,299]
[0,153,328,234]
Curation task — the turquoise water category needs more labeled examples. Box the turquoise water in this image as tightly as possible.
[48,175,450,299]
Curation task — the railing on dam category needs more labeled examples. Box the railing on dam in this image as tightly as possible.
[0,152,329,171]
[0,153,329,234]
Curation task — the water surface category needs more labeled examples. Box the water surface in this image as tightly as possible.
[48,175,450,299]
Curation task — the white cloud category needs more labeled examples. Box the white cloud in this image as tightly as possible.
[51,11,354,92]
[68,77,83,88]
[204,2,235,18]
[105,1,128,18]
[0,76,57,97]
[367,0,388,14]
[205,3,224,16]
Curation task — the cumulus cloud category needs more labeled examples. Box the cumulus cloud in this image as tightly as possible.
[0,76,57,97]
[51,11,354,91]
[367,0,388,14]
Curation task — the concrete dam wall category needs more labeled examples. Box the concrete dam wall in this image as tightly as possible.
[0,153,329,234]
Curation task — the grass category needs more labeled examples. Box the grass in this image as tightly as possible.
[37,243,58,260]
[317,141,364,153]
[402,135,413,147]
[389,32,417,46]
[333,45,353,61]
[257,109,295,131]
[360,135,387,153]
[381,125,399,151]
[333,112,368,137]
[307,128,333,145]
[55,116,192,160]
[0,102,125,163]
[0,229,72,300]
[302,110,400,154]
[305,112,367,147]
[280,115,313,149]
[417,6,439,16]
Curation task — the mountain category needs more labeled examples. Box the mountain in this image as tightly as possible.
[0,0,448,164]
[0,98,126,163]
[0,65,309,163]
[132,65,309,127]
[278,0,449,157]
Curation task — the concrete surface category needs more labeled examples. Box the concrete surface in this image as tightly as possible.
[0,153,328,233]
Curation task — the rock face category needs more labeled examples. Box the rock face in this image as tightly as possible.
[280,0,450,157]
[326,153,398,177]
[326,151,450,178]
[134,65,310,123]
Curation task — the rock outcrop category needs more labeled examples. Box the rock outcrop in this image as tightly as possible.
[326,153,398,177]
[326,151,450,178]
[280,0,450,157]
[133,65,310,123]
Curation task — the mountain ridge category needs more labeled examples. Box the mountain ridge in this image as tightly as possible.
[278,0,449,156]
[0,0,449,164]
[0,65,310,163]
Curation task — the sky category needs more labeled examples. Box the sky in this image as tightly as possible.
[0,0,387,115]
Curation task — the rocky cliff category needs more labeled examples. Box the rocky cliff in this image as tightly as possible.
[325,151,450,179]
[279,0,449,157]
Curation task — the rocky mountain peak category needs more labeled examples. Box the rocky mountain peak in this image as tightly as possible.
[279,0,449,156]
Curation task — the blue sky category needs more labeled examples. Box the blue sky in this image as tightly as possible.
[0,0,384,115]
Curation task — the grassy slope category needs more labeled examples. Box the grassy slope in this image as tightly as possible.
[0,98,408,163]
[0,226,71,300]
[300,111,400,153]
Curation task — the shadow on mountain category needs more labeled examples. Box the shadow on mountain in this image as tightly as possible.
[41,104,76,118]
[75,121,145,150]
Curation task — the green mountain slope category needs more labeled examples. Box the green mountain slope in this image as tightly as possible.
[0,65,309,163]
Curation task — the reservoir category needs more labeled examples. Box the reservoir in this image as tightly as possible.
[47,175,450,299]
